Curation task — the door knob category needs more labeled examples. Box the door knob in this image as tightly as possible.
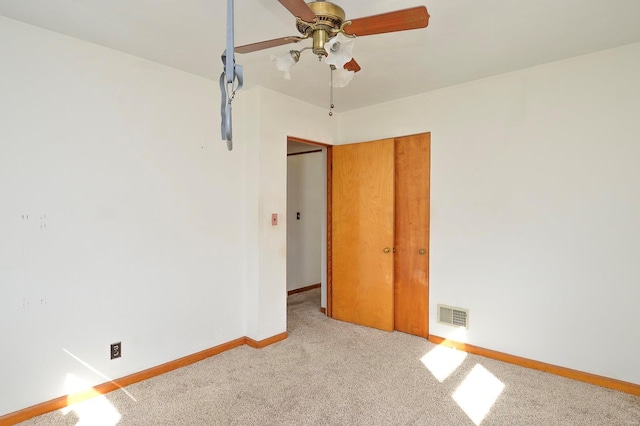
[419,249,426,255]
[383,247,391,253]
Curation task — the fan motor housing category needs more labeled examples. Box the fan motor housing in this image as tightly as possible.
[297,1,346,56]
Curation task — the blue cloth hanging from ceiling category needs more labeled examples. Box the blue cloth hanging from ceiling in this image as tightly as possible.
[220,0,243,151]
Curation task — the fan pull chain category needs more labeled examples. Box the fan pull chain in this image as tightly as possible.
[329,66,335,117]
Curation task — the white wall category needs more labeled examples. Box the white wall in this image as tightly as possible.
[338,42,640,384]
[0,17,247,415]
[287,152,323,292]
[243,87,335,342]
[0,16,336,414]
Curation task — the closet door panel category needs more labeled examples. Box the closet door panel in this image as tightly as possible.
[394,133,430,338]
[332,139,395,331]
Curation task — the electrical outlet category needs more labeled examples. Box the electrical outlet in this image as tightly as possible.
[110,342,122,360]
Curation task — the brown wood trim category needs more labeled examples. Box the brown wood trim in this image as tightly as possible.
[288,283,321,295]
[0,394,69,425]
[245,332,288,349]
[326,145,333,318]
[1,332,289,424]
[104,337,246,388]
[287,136,332,148]
[428,335,640,397]
[320,307,326,314]
[287,149,323,156]
[0,337,246,425]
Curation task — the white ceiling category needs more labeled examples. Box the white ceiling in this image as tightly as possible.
[2,0,640,112]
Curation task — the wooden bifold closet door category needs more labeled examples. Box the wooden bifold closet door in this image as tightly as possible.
[331,133,430,338]
[331,138,396,331]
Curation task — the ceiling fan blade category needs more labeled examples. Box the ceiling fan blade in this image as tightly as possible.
[278,0,316,22]
[344,6,430,37]
[344,58,361,73]
[235,37,301,54]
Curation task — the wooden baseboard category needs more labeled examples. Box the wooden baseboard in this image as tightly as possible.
[245,332,288,349]
[0,392,70,425]
[0,334,287,425]
[320,307,326,314]
[287,283,321,296]
[428,335,640,397]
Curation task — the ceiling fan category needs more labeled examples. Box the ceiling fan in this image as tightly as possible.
[234,0,430,85]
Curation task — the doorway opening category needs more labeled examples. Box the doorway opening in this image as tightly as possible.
[286,137,332,314]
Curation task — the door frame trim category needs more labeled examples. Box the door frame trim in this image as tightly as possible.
[287,136,333,317]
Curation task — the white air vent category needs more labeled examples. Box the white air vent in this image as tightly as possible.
[437,304,469,329]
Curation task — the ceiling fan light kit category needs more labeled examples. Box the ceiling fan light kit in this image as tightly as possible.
[324,32,355,69]
[271,50,301,80]
[235,0,430,112]
[330,67,355,88]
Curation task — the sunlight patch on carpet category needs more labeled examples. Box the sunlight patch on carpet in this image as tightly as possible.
[452,364,505,425]
[63,348,136,401]
[421,344,468,382]
[62,373,121,425]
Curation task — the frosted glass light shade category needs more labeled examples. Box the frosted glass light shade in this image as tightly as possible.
[271,51,298,80]
[324,33,354,68]
[331,68,355,88]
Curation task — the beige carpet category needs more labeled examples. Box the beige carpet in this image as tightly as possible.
[20,288,640,425]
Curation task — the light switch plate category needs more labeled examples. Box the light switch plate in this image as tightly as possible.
[271,213,278,226]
